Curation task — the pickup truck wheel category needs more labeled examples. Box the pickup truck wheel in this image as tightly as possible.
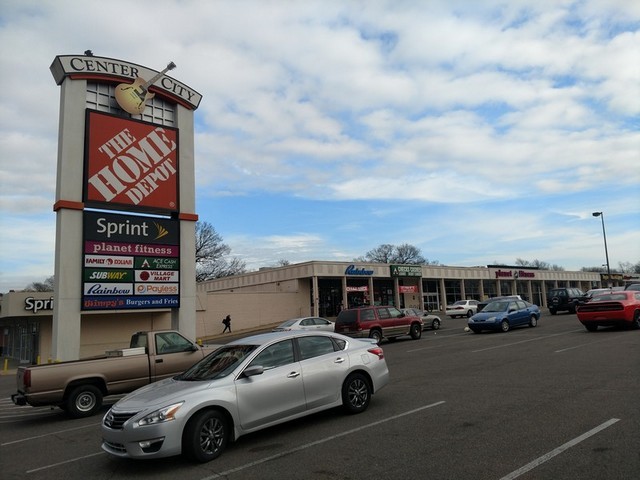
[66,385,102,418]
[410,323,422,340]
[183,410,228,463]
[342,373,371,414]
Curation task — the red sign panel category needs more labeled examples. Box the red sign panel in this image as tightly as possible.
[84,110,179,214]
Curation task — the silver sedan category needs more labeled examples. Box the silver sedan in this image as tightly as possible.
[101,330,390,463]
[272,316,335,332]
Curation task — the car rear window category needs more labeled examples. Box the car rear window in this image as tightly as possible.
[337,310,358,325]
[298,336,336,360]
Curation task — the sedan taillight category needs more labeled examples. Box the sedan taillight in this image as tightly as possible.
[368,347,385,359]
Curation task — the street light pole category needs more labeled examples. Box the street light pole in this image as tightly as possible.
[592,212,611,286]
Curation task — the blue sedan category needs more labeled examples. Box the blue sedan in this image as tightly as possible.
[468,299,540,333]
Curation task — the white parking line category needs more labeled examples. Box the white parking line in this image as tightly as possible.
[27,452,106,473]
[201,401,446,480]
[555,335,625,353]
[1,422,100,446]
[498,418,620,480]
[472,330,582,353]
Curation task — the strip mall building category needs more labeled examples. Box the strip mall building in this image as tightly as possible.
[2,261,621,365]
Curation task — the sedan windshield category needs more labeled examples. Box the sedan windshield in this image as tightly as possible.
[482,301,509,313]
[177,345,257,381]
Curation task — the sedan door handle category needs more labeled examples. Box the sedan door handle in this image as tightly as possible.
[287,371,300,378]
[334,357,345,364]
[155,358,163,363]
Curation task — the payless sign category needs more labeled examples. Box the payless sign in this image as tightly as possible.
[84,110,179,214]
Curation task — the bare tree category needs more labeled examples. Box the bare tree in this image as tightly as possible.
[356,244,438,265]
[195,221,246,281]
[515,258,564,271]
[24,276,55,292]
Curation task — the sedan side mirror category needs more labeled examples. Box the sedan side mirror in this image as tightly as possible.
[243,365,265,377]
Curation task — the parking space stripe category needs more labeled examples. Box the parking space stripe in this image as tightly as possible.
[472,330,582,353]
[201,401,446,480]
[498,418,620,480]
[2,423,99,447]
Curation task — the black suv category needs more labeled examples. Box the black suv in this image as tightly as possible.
[546,287,586,315]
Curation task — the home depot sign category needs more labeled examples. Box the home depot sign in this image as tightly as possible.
[84,110,179,214]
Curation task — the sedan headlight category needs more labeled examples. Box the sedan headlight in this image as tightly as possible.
[488,316,497,322]
[137,402,184,427]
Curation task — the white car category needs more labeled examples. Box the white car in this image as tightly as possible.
[445,299,479,318]
[401,308,442,330]
[101,331,389,463]
[272,316,334,332]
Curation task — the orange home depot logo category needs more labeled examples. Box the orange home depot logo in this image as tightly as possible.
[84,111,179,213]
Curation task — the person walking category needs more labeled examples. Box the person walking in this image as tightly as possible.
[222,314,232,333]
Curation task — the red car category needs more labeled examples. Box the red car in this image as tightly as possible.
[576,291,640,332]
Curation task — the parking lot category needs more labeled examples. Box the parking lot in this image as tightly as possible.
[1,312,638,480]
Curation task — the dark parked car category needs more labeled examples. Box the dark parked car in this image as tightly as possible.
[624,282,640,291]
[546,287,586,315]
[334,306,423,343]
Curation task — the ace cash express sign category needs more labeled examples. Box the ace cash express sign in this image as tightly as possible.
[82,211,180,311]
[84,110,179,214]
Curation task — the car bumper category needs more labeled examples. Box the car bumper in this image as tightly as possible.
[101,420,184,459]
[468,320,500,330]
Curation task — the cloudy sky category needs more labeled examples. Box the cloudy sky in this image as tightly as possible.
[1,0,639,293]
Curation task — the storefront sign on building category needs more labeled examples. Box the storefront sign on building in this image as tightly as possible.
[390,265,422,277]
[399,285,419,293]
[345,265,374,276]
[494,269,536,279]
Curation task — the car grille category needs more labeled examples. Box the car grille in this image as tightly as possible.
[102,439,127,453]
[103,410,139,429]
[578,302,623,313]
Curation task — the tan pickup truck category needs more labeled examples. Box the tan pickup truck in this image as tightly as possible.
[11,330,219,418]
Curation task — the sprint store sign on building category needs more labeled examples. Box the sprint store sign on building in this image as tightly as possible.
[83,211,180,310]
